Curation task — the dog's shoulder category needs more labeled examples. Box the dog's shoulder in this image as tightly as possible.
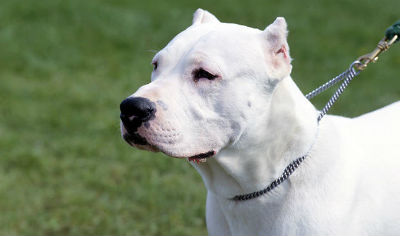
[354,101,400,123]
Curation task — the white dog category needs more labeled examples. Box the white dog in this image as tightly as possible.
[120,9,400,235]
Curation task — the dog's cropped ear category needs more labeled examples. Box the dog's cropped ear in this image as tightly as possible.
[192,8,220,25]
[262,17,292,79]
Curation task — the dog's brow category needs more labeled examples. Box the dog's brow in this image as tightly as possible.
[152,51,164,63]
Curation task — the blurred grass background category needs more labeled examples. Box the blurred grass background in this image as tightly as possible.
[0,0,399,235]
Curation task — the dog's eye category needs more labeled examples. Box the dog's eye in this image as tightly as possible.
[152,61,158,71]
[192,68,218,82]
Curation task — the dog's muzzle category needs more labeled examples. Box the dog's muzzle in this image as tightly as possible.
[120,96,156,145]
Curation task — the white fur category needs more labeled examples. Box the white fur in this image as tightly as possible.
[121,9,400,235]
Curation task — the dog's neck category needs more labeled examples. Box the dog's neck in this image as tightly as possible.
[192,76,319,199]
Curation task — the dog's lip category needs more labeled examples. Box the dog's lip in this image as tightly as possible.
[122,128,216,161]
[122,132,160,152]
[187,150,215,162]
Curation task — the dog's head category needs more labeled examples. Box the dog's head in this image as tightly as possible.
[120,9,292,161]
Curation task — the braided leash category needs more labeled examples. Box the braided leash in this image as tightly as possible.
[232,21,399,201]
[312,61,361,122]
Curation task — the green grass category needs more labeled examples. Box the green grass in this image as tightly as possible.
[0,0,399,235]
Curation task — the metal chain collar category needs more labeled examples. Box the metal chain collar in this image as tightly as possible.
[232,155,306,201]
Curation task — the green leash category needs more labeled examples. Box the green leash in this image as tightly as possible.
[386,20,400,42]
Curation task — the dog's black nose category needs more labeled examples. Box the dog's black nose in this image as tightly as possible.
[120,97,156,131]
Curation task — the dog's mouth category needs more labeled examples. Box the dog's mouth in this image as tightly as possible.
[122,129,216,163]
[123,132,148,146]
[187,150,215,163]
[121,121,217,163]
[123,132,160,152]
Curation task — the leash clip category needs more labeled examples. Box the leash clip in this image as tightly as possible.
[356,35,398,70]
